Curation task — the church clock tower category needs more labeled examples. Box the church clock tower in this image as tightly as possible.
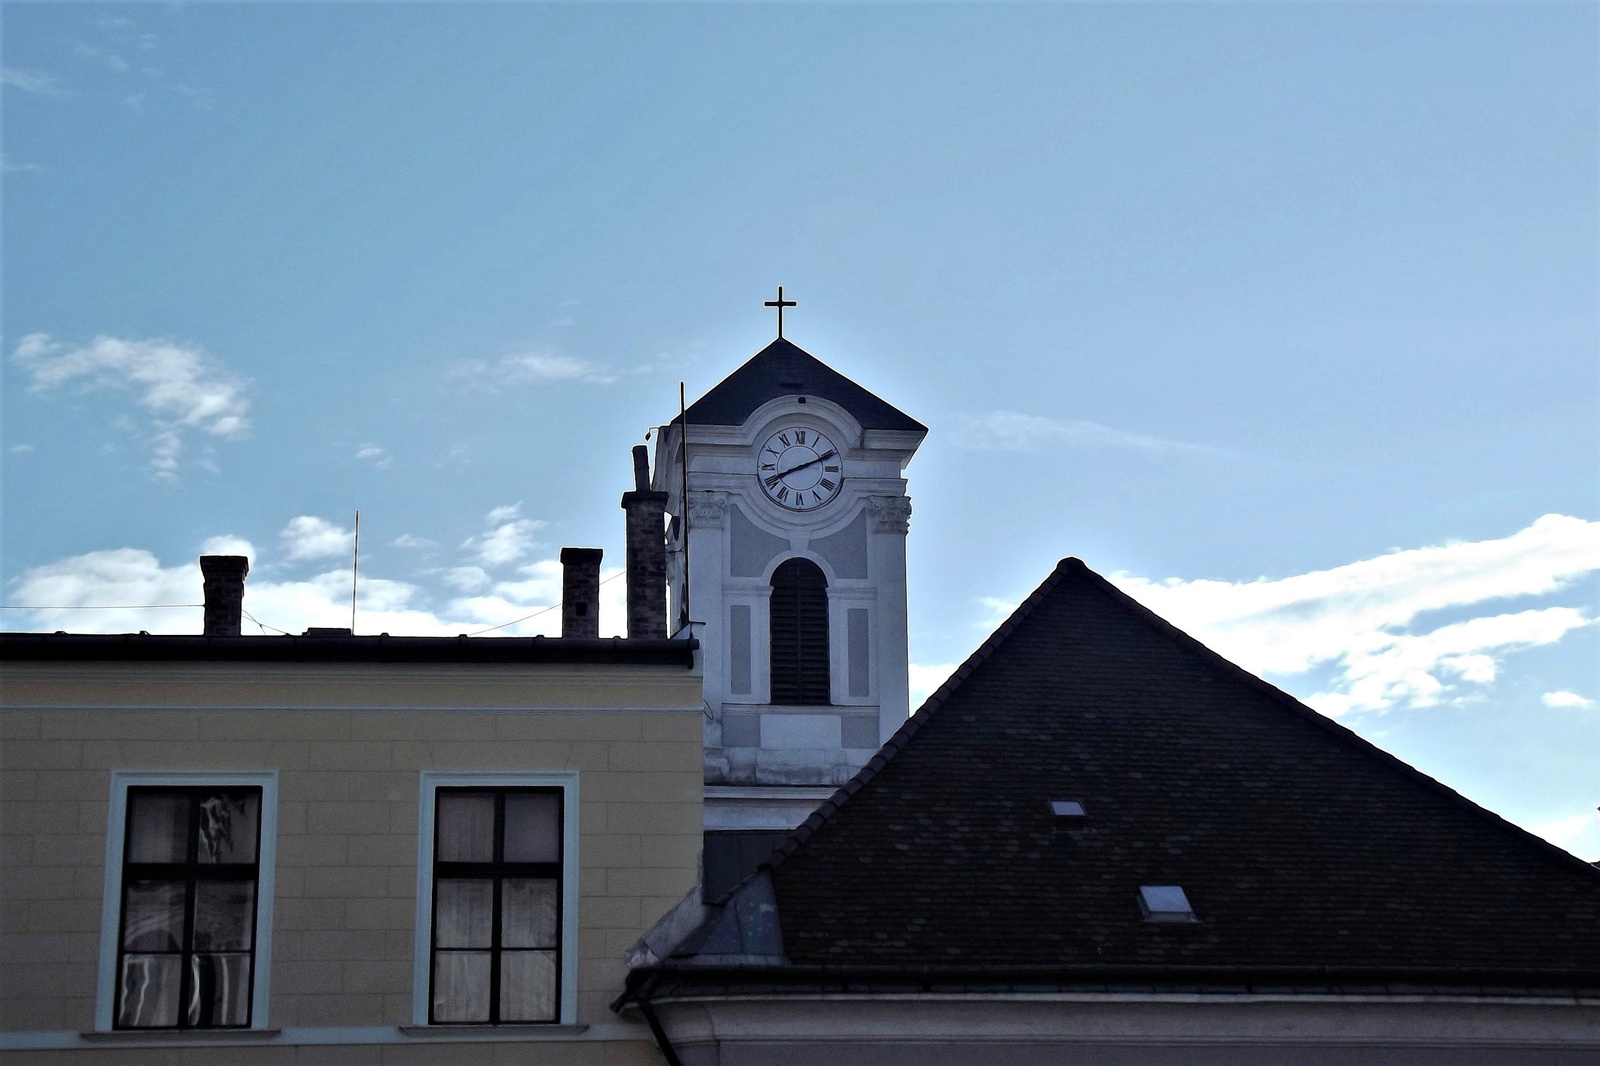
[652,322,925,868]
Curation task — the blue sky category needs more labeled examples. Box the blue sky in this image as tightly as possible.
[4,3,1597,857]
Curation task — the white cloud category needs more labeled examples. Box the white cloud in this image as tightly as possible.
[1101,514,1600,716]
[393,534,437,550]
[909,662,959,709]
[12,333,250,480]
[2,67,66,96]
[954,410,1239,459]
[6,538,625,639]
[1543,690,1596,710]
[440,566,491,594]
[451,348,617,388]
[463,503,547,568]
[2,156,43,173]
[355,443,391,469]
[9,444,35,454]
[279,516,354,562]
[1532,812,1600,861]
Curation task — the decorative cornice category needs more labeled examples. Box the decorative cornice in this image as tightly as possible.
[866,495,912,535]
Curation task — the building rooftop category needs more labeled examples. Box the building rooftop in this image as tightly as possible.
[625,557,1600,1003]
[0,631,697,666]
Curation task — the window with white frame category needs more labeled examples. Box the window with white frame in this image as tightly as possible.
[96,772,277,1032]
[414,773,580,1026]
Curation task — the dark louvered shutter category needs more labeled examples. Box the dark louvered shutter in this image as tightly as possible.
[770,558,830,705]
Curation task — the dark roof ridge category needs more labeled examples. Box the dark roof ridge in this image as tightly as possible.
[764,556,1086,874]
[1071,563,1600,883]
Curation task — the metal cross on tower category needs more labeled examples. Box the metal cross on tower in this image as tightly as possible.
[764,286,797,339]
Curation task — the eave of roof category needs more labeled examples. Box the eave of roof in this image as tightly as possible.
[0,632,698,667]
[618,963,1600,1009]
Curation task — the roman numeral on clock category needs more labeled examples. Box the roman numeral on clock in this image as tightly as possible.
[764,474,782,489]
[819,478,835,491]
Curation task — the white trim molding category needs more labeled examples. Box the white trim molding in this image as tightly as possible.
[94,770,280,1033]
[412,771,582,1027]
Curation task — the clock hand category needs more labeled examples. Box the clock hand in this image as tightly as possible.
[775,450,837,479]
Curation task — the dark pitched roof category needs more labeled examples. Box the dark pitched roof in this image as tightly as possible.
[680,339,926,433]
[0,632,697,667]
[670,558,1600,992]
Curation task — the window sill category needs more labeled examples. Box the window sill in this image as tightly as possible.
[399,1024,590,1040]
[81,1029,280,1043]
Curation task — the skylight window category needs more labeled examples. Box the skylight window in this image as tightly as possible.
[1048,799,1087,819]
[1139,884,1197,923]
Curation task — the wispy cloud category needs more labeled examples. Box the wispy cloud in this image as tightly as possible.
[75,43,130,73]
[953,410,1240,459]
[12,334,251,480]
[462,503,547,567]
[355,443,392,469]
[1543,690,1595,710]
[451,348,617,388]
[1100,514,1600,716]
[279,516,355,563]
[393,534,437,550]
[2,67,66,96]
[2,156,43,174]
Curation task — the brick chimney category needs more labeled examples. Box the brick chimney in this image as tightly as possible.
[200,555,249,637]
[560,547,603,639]
[620,445,669,639]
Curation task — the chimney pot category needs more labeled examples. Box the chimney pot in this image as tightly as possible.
[632,444,651,491]
[621,449,669,639]
[200,555,249,637]
[560,547,603,638]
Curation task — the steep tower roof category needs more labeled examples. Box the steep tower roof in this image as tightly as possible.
[680,338,926,433]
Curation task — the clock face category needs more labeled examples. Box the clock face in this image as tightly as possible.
[757,427,842,511]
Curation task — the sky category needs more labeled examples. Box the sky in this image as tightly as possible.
[3,3,1597,858]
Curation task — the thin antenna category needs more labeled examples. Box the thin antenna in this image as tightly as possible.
[350,509,360,634]
[679,381,690,635]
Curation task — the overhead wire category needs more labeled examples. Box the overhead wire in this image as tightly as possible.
[465,569,626,636]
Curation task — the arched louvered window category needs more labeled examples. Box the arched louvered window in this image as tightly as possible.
[769,558,830,705]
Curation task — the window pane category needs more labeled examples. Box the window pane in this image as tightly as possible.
[118,954,182,1028]
[503,792,560,863]
[122,880,186,952]
[196,792,259,864]
[194,880,255,951]
[127,793,189,864]
[187,952,252,1027]
[436,792,495,861]
[499,950,558,1022]
[432,951,491,1022]
[502,878,558,948]
[434,879,493,948]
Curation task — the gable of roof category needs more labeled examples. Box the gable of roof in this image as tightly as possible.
[681,339,926,433]
[762,557,1600,976]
